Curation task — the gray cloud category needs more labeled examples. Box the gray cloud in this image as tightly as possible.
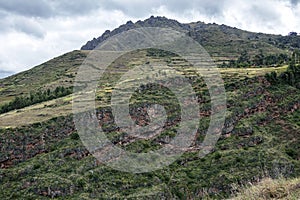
[248,4,281,24]
[50,0,102,17]
[0,0,102,18]
[0,0,294,21]
[0,14,45,38]
[0,59,14,78]
[98,0,162,18]
[0,17,9,32]
[0,0,53,18]
[165,0,226,17]
[0,0,103,38]
[290,0,300,6]
[97,0,226,18]
[13,18,45,38]
[0,70,13,79]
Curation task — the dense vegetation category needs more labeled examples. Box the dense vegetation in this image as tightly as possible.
[220,51,290,68]
[0,86,72,114]
[265,63,300,88]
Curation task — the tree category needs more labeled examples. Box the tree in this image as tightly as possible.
[253,52,264,66]
[0,86,73,114]
[265,71,278,84]
[237,51,250,67]
[291,50,300,65]
[288,32,297,36]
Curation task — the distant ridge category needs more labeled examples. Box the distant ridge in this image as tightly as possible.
[81,16,300,60]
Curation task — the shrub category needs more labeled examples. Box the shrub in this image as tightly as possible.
[70,132,80,140]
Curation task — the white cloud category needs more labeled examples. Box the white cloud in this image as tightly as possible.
[0,0,300,78]
[153,0,300,35]
[0,8,137,76]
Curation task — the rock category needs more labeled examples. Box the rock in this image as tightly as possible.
[81,16,192,50]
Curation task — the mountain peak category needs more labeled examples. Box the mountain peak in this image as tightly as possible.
[80,16,190,50]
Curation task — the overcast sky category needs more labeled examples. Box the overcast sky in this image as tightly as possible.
[0,0,299,78]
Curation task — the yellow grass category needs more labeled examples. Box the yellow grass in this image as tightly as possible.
[231,177,300,200]
[0,96,73,128]
[219,66,288,77]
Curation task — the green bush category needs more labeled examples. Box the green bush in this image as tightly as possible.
[70,132,80,140]
[286,148,297,160]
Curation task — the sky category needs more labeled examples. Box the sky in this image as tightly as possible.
[0,0,300,78]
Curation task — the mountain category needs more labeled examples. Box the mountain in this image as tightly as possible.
[81,16,300,61]
[0,16,299,199]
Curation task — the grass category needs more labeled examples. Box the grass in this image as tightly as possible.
[219,65,288,77]
[0,95,73,128]
[231,177,300,200]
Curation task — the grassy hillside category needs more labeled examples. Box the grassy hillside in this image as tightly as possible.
[0,48,299,199]
[189,22,288,60]
[0,50,89,105]
[0,75,299,199]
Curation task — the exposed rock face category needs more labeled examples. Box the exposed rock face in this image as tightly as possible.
[81,16,191,50]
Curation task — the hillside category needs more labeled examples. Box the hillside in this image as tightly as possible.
[0,51,89,105]
[0,16,299,199]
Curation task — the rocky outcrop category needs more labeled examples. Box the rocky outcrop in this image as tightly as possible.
[81,16,191,50]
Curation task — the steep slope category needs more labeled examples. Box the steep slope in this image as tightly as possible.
[0,69,299,199]
[0,52,299,199]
